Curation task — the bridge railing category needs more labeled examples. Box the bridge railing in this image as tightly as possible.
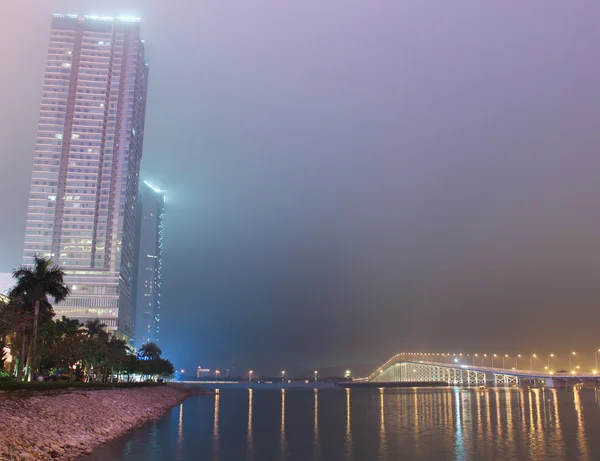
[360,358,600,382]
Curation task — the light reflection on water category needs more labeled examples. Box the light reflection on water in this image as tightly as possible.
[212,391,219,461]
[379,388,386,459]
[281,389,287,460]
[344,388,352,461]
[246,388,253,461]
[574,388,589,461]
[84,386,600,461]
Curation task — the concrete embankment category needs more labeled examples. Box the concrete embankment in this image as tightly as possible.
[0,384,202,460]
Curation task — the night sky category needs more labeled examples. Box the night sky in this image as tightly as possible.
[2,1,600,375]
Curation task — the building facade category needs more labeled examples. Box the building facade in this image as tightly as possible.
[22,14,149,340]
[133,182,165,350]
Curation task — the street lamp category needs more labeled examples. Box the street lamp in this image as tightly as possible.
[180,369,185,374]
[515,354,522,370]
[569,352,576,373]
[547,354,554,372]
[595,349,600,372]
[281,370,286,382]
[473,354,478,366]
[492,354,497,368]
[530,354,537,372]
[314,370,318,382]
[482,354,487,366]
[503,354,509,369]
[249,370,253,382]
[215,370,220,380]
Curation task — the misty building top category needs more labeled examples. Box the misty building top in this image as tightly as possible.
[52,14,142,33]
[53,14,141,22]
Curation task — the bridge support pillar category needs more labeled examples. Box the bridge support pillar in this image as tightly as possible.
[545,378,558,388]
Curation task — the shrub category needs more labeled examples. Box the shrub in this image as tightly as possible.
[0,381,165,392]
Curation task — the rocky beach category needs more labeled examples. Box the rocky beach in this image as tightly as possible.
[0,385,199,460]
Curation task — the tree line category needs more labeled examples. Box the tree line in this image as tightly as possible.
[0,256,174,382]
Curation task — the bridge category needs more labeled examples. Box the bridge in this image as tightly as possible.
[357,354,600,387]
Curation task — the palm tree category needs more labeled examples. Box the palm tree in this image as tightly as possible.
[9,256,70,381]
[139,342,162,360]
[85,319,107,338]
[106,337,128,381]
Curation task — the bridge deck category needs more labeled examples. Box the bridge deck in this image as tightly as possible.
[359,357,599,385]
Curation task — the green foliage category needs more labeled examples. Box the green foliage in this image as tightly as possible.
[139,342,162,360]
[1,257,176,383]
[0,381,165,392]
[85,319,107,338]
[135,357,175,378]
[10,256,70,307]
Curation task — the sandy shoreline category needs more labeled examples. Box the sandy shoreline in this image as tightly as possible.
[0,384,201,461]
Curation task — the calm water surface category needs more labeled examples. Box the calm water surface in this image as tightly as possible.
[85,386,600,460]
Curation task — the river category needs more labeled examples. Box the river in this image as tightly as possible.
[84,386,600,460]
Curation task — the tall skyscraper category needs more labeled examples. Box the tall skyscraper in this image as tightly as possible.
[22,14,149,340]
[132,181,165,350]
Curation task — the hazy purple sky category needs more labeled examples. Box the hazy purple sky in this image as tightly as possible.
[2,1,600,374]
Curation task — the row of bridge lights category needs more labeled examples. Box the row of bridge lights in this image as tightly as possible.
[398,351,600,374]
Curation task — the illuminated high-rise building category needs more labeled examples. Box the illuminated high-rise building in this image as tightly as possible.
[132,181,165,349]
[22,14,149,340]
